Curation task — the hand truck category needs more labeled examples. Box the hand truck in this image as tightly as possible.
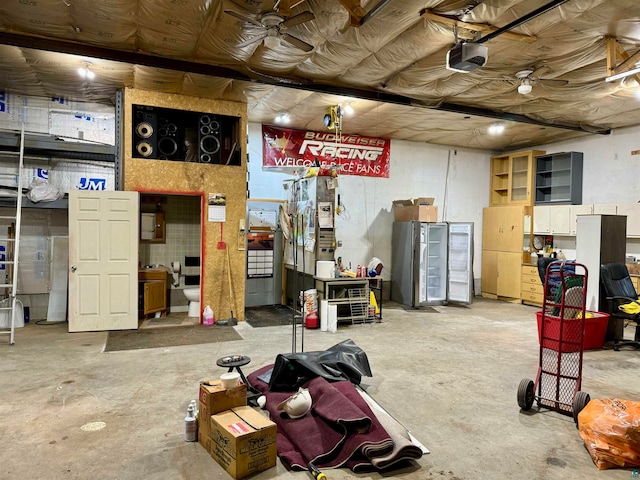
[518,261,591,424]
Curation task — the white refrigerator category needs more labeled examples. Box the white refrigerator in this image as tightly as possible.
[391,221,474,307]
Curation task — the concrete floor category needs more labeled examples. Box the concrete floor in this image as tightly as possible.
[1,298,638,479]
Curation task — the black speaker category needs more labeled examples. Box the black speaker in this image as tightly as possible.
[198,114,221,164]
[133,109,158,159]
[157,116,181,161]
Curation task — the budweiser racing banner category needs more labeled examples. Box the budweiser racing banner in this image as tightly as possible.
[262,125,390,178]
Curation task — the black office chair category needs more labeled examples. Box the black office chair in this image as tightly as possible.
[599,263,640,351]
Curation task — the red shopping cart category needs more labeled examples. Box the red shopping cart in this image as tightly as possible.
[517,261,591,423]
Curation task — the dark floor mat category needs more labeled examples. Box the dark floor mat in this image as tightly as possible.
[245,304,298,328]
[105,324,242,352]
[401,305,440,312]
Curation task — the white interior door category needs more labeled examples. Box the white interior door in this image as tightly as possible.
[68,190,139,332]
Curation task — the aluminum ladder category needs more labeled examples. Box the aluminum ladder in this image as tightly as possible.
[0,125,25,345]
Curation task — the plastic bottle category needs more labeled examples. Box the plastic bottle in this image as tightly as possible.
[185,404,197,442]
[631,469,639,479]
[203,305,214,326]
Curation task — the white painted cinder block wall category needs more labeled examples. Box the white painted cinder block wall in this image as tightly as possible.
[247,123,491,294]
[534,125,640,260]
[249,122,640,296]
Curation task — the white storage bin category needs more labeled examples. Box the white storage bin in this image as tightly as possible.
[0,298,24,328]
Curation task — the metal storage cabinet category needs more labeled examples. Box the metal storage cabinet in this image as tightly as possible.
[534,151,583,205]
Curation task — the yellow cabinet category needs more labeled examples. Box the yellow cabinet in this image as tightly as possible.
[630,275,640,296]
[481,250,522,299]
[521,264,543,306]
[483,206,530,253]
[482,206,531,301]
[490,150,545,206]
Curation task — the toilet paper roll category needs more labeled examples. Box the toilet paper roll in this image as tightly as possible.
[328,305,337,333]
[171,261,181,273]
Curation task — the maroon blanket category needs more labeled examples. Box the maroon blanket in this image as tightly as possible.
[247,364,394,472]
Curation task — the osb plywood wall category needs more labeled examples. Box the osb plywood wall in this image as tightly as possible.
[123,88,247,321]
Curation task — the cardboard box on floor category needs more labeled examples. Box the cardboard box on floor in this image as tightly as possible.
[210,406,277,479]
[392,197,438,222]
[198,380,247,451]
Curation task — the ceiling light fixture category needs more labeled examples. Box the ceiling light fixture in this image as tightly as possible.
[488,123,505,135]
[275,113,290,124]
[343,103,354,116]
[605,66,640,83]
[77,66,95,80]
[517,78,533,95]
[263,31,281,49]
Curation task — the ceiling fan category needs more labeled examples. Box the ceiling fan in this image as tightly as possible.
[487,67,569,95]
[224,8,315,52]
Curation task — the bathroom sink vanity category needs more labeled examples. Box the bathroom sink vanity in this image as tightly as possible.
[138,269,169,318]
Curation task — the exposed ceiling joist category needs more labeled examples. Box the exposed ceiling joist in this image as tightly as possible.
[606,36,640,84]
[420,10,537,43]
[0,30,610,136]
[338,0,393,27]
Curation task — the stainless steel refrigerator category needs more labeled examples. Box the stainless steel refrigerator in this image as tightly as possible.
[391,221,474,306]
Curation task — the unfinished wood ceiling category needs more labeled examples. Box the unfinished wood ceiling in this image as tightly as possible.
[0,0,639,151]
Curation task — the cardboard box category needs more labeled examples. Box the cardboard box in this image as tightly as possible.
[198,401,210,452]
[199,380,247,417]
[210,406,277,479]
[198,380,247,452]
[393,197,438,222]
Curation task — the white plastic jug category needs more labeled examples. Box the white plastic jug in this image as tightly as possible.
[203,305,214,326]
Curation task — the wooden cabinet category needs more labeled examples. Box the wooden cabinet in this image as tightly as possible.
[140,211,166,242]
[482,206,530,301]
[534,151,583,205]
[490,149,545,206]
[139,269,168,317]
[481,251,521,299]
[483,206,527,252]
[521,264,543,306]
[630,275,640,296]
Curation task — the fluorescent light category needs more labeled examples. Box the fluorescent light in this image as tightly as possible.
[605,66,640,82]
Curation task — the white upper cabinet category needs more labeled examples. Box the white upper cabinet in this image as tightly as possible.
[569,205,594,235]
[534,205,571,235]
[616,204,640,237]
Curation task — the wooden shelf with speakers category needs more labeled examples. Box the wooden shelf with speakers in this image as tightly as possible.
[132,104,241,166]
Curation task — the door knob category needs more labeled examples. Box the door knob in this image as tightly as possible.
[71,265,77,272]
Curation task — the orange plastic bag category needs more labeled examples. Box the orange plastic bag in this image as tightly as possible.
[578,398,640,470]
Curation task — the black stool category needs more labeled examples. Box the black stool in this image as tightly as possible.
[216,355,261,405]
[216,355,252,386]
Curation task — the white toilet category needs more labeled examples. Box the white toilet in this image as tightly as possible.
[183,287,201,317]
